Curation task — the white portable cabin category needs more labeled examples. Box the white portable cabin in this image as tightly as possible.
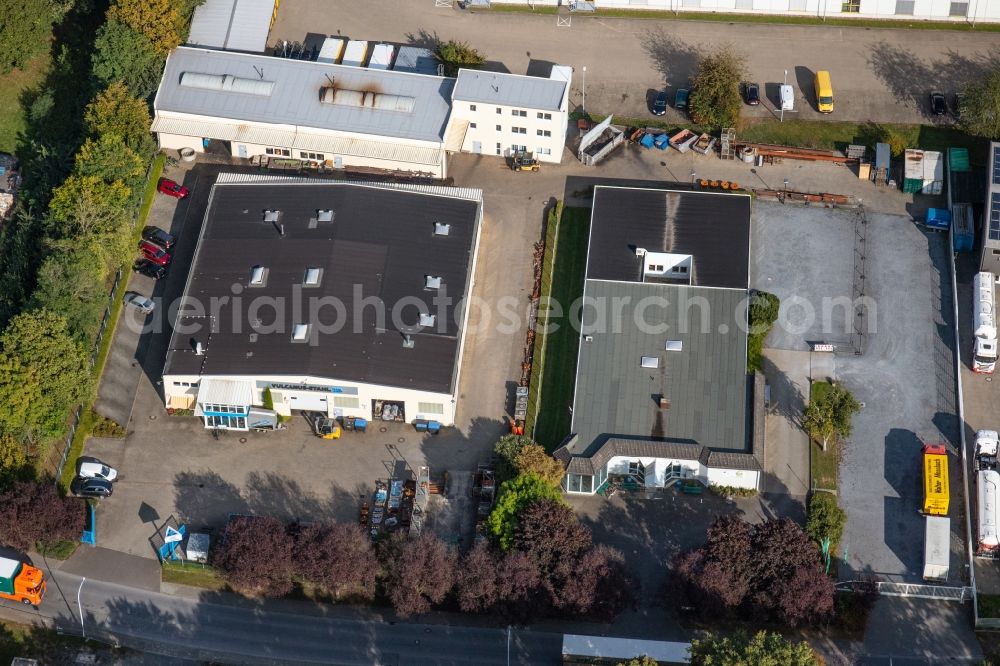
[923,515,950,581]
[316,37,345,64]
[979,470,1000,553]
[368,44,395,70]
[341,40,368,67]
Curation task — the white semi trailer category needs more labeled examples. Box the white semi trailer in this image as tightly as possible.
[979,469,1000,555]
[974,272,997,373]
[923,515,950,581]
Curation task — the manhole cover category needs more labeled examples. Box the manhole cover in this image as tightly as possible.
[397,437,405,443]
[149,415,156,420]
[239,438,247,443]
[380,427,388,433]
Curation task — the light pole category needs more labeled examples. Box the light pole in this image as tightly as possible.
[77,577,87,640]
[507,625,512,666]
[582,66,587,117]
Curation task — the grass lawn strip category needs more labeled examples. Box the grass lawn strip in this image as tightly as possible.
[530,206,591,451]
[161,560,226,590]
[0,55,49,154]
[809,380,840,493]
[525,202,562,436]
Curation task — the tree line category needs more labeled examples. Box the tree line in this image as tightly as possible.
[0,0,200,484]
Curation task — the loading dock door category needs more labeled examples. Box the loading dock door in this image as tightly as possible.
[287,392,329,412]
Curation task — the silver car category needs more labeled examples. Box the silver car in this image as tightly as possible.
[76,456,118,482]
[124,291,155,314]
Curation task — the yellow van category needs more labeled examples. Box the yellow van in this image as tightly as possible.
[815,70,834,113]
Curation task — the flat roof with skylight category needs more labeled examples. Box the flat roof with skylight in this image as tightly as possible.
[557,186,755,469]
[163,175,482,395]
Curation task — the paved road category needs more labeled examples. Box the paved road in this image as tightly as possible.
[273,0,1000,123]
[5,565,561,665]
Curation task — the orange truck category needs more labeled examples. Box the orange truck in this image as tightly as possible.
[0,556,45,607]
[923,443,950,516]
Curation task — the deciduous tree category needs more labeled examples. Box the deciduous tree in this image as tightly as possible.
[488,474,564,550]
[618,657,658,666]
[557,544,634,621]
[0,433,29,489]
[75,134,146,191]
[494,434,533,481]
[434,39,486,78]
[85,83,156,156]
[494,549,542,620]
[688,45,746,129]
[49,175,132,239]
[109,0,183,55]
[212,516,294,597]
[514,499,591,574]
[0,310,90,438]
[805,492,847,549]
[455,542,498,613]
[0,354,42,436]
[0,0,68,74]
[689,630,819,666]
[749,518,834,626]
[379,532,457,617]
[514,443,564,486]
[92,20,165,98]
[30,242,108,344]
[802,382,861,452]
[960,68,1000,139]
[291,522,377,600]
[0,479,84,551]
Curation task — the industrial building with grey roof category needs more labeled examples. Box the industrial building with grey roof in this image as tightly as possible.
[556,186,760,494]
[162,174,483,430]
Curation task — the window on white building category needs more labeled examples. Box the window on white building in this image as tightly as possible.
[894,0,914,13]
[649,264,664,272]
[496,143,502,155]
[512,127,527,134]
[333,395,360,408]
[510,109,527,117]
[299,151,325,161]
[841,0,860,11]
[949,0,968,14]
[496,124,502,131]
[417,402,445,414]
[470,104,477,111]
[265,147,290,157]
[496,107,502,114]
[537,148,551,156]
[537,112,552,120]
[470,122,477,129]
[537,129,551,137]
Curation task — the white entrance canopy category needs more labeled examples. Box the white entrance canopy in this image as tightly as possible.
[197,378,254,407]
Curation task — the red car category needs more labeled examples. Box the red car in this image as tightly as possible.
[157,178,189,199]
[139,240,171,266]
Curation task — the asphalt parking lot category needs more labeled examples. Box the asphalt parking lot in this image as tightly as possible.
[271,0,1000,124]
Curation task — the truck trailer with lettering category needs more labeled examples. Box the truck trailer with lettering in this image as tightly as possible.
[922,443,949,516]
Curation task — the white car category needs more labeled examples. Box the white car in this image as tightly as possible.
[76,456,118,482]
[124,291,155,314]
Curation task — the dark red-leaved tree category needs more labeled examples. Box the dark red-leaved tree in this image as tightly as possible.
[494,549,543,621]
[672,515,753,618]
[212,515,294,597]
[292,522,377,601]
[0,480,84,551]
[558,544,635,621]
[379,532,457,618]
[514,499,592,573]
[455,542,498,613]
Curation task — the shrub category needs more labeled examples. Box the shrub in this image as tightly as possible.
[212,516,294,597]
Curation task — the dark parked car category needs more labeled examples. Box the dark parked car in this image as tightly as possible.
[139,239,171,266]
[133,258,167,280]
[71,477,113,499]
[674,88,690,110]
[744,82,760,105]
[652,91,668,116]
[157,178,189,199]
[929,91,947,116]
[142,226,176,249]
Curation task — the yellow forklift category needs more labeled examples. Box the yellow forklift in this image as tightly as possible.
[509,150,540,172]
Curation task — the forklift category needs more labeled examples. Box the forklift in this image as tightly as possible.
[509,150,540,172]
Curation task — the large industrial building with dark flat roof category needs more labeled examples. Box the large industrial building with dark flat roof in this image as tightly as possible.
[162,174,482,430]
[555,186,761,495]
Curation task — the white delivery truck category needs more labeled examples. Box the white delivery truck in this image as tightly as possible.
[974,272,997,373]
[923,515,950,581]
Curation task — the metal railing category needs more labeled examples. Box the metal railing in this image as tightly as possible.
[836,580,973,602]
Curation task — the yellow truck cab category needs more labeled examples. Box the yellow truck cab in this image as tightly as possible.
[815,71,834,113]
[0,557,45,607]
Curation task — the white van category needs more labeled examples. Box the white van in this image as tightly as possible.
[779,84,794,111]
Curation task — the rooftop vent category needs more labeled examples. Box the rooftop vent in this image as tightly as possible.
[434,223,450,236]
[180,72,275,97]
[425,275,442,290]
[292,324,309,342]
[317,209,334,223]
[263,210,281,223]
[666,340,683,352]
[640,356,659,369]
[402,334,415,349]
[419,313,436,327]
[304,267,322,286]
[194,341,204,356]
[319,87,415,113]
[635,247,647,257]
[249,265,267,286]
